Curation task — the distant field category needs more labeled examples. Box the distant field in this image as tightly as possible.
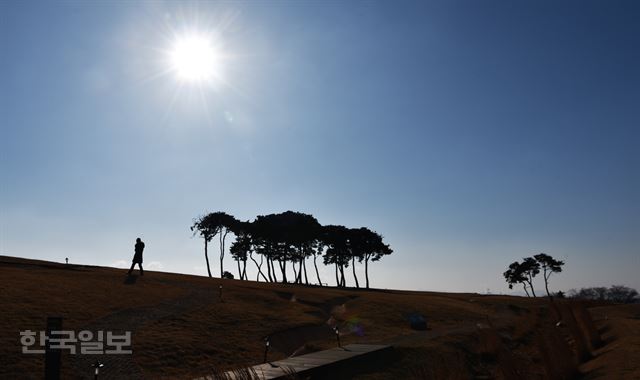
[0,255,638,379]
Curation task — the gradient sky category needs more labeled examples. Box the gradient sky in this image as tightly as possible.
[1,1,638,294]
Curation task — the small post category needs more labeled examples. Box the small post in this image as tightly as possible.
[45,316,63,380]
[65,258,68,264]
[92,360,104,380]
[263,336,270,363]
[219,285,223,303]
[334,326,341,348]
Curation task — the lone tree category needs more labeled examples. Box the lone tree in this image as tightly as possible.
[533,253,565,298]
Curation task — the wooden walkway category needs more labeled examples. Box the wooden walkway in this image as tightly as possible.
[197,344,393,379]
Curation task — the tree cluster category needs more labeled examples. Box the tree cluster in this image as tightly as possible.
[567,285,639,304]
[191,210,392,288]
[503,253,564,298]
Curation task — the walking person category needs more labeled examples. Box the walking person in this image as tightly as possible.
[127,238,145,276]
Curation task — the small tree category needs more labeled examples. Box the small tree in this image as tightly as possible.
[503,261,530,297]
[533,253,565,298]
[520,257,540,297]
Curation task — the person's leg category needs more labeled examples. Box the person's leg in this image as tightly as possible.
[128,262,135,275]
[139,263,144,276]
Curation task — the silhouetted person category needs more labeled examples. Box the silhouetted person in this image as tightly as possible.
[127,238,145,276]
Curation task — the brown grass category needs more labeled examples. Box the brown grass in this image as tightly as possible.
[1,256,638,379]
[406,350,471,380]
[556,300,592,362]
[570,301,603,351]
[535,327,578,380]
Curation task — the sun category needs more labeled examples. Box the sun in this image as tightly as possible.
[169,33,221,83]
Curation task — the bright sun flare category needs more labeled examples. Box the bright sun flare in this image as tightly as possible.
[169,34,220,83]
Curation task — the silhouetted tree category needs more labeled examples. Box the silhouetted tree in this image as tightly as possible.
[193,209,394,288]
[207,212,239,278]
[230,229,251,280]
[191,213,221,278]
[592,287,609,300]
[253,213,291,283]
[520,257,540,297]
[276,211,321,285]
[351,227,392,289]
[311,240,324,286]
[321,225,351,287]
[503,261,531,297]
[608,285,639,303]
[248,249,269,282]
[533,253,565,298]
[568,285,638,304]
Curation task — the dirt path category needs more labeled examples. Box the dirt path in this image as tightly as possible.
[69,280,216,379]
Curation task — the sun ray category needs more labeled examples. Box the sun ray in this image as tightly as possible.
[127,5,253,125]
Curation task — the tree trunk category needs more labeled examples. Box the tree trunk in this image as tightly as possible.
[204,238,212,278]
[270,258,278,283]
[250,253,267,282]
[352,257,359,288]
[522,283,530,297]
[340,265,346,287]
[266,256,272,282]
[335,264,339,287]
[219,230,229,278]
[527,275,537,297]
[254,254,268,282]
[365,256,370,289]
[303,259,308,285]
[294,259,301,284]
[236,259,242,280]
[296,258,303,284]
[279,260,287,283]
[242,260,247,280]
[313,255,322,286]
[544,269,552,298]
[299,258,304,284]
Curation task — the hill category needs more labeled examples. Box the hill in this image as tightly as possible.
[1,255,638,379]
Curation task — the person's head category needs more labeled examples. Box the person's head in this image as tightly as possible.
[136,238,141,243]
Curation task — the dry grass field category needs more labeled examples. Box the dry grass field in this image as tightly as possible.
[1,255,638,379]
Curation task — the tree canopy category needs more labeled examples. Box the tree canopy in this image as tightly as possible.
[191,210,392,288]
[503,253,564,298]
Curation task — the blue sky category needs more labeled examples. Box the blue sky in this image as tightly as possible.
[1,1,638,293]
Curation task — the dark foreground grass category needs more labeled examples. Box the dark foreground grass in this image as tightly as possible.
[1,256,638,379]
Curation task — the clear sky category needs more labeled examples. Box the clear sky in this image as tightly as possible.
[1,1,638,294]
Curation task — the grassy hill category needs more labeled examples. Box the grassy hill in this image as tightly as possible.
[1,255,638,379]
